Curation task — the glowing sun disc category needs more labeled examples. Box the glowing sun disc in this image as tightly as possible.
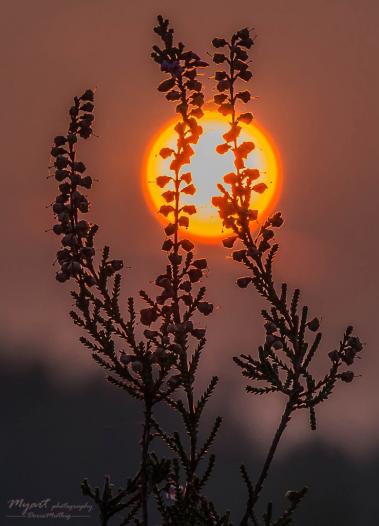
[143,111,281,243]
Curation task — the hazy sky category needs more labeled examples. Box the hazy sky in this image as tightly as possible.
[2,0,379,453]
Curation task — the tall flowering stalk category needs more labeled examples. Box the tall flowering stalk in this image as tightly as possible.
[211,29,363,526]
[48,15,227,526]
[148,16,229,524]
[49,88,166,525]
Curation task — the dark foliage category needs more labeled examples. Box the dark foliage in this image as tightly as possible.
[211,27,363,525]
[46,16,363,526]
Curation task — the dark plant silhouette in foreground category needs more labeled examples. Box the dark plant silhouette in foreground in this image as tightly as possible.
[49,16,229,526]
[47,15,363,526]
[211,28,363,525]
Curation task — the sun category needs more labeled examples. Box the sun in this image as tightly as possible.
[143,111,281,242]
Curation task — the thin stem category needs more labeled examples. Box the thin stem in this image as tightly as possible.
[240,400,294,525]
[141,401,152,526]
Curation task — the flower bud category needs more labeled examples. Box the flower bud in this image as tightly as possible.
[70,173,82,185]
[271,212,284,228]
[80,176,92,189]
[52,202,66,214]
[51,147,66,157]
[237,277,251,288]
[62,233,78,247]
[340,371,354,383]
[72,190,82,203]
[73,161,86,173]
[110,260,123,271]
[76,220,89,234]
[165,223,177,236]
[56,271,69,283]
[233,250,246,262]
[54,136,66,146]
[169,253,182,265]
[78,200,89,213]
[140,308,158,326]
[192,259,207,270]
[181,239,194,252]
[59,182,71,194]
[198,302,213,316]
[188,268,202,283]
[347,336,363,351]
[81,102,94,112]
[262,229,274,241]
[328,350,339,362]
[212,38,227,48]
[55,156,69,169]
[53,224,64,235]
[247,246,260,258]
[68,261,81,276]
[57,249,70,263]
[156,275,171,288]
[213,53,226,64]
[342,348,356,365]
[58,211,70,222]
[162,239,174,251]
[222,236,237,248]
[80,89,94,101]
[181,294,192,306]
[307,318,320,332]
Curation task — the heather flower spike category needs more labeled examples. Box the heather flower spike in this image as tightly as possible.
[48,15,228,526]
[212,28,363,525]
[147,15,229,523]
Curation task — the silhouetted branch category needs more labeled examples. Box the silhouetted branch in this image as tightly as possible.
[211,27,363,526]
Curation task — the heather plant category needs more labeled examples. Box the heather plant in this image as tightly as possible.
[48,16,228,526]
[211,28,363,525]
[47,15,363,526]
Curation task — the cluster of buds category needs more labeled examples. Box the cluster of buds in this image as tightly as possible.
[142,15,214,364]
[152,15,208,122]
[222,211,284,290]
[235,294,363,430]
[210,28,271,240]
[146,18,226,523]
[50,90,123,286]
[328,326,363,378]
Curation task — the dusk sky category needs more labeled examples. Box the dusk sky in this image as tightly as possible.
[2,0,379,465]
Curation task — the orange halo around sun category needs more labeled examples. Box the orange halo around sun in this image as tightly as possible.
[143,111,281,243]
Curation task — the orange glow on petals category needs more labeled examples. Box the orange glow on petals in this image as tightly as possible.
[142,111,282,244]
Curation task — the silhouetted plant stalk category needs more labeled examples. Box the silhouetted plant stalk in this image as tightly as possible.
[211,28,363,526]
[47,15,363,526]
[49,88,151,525]
[49,15,229,526]
[149,16,229,525]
